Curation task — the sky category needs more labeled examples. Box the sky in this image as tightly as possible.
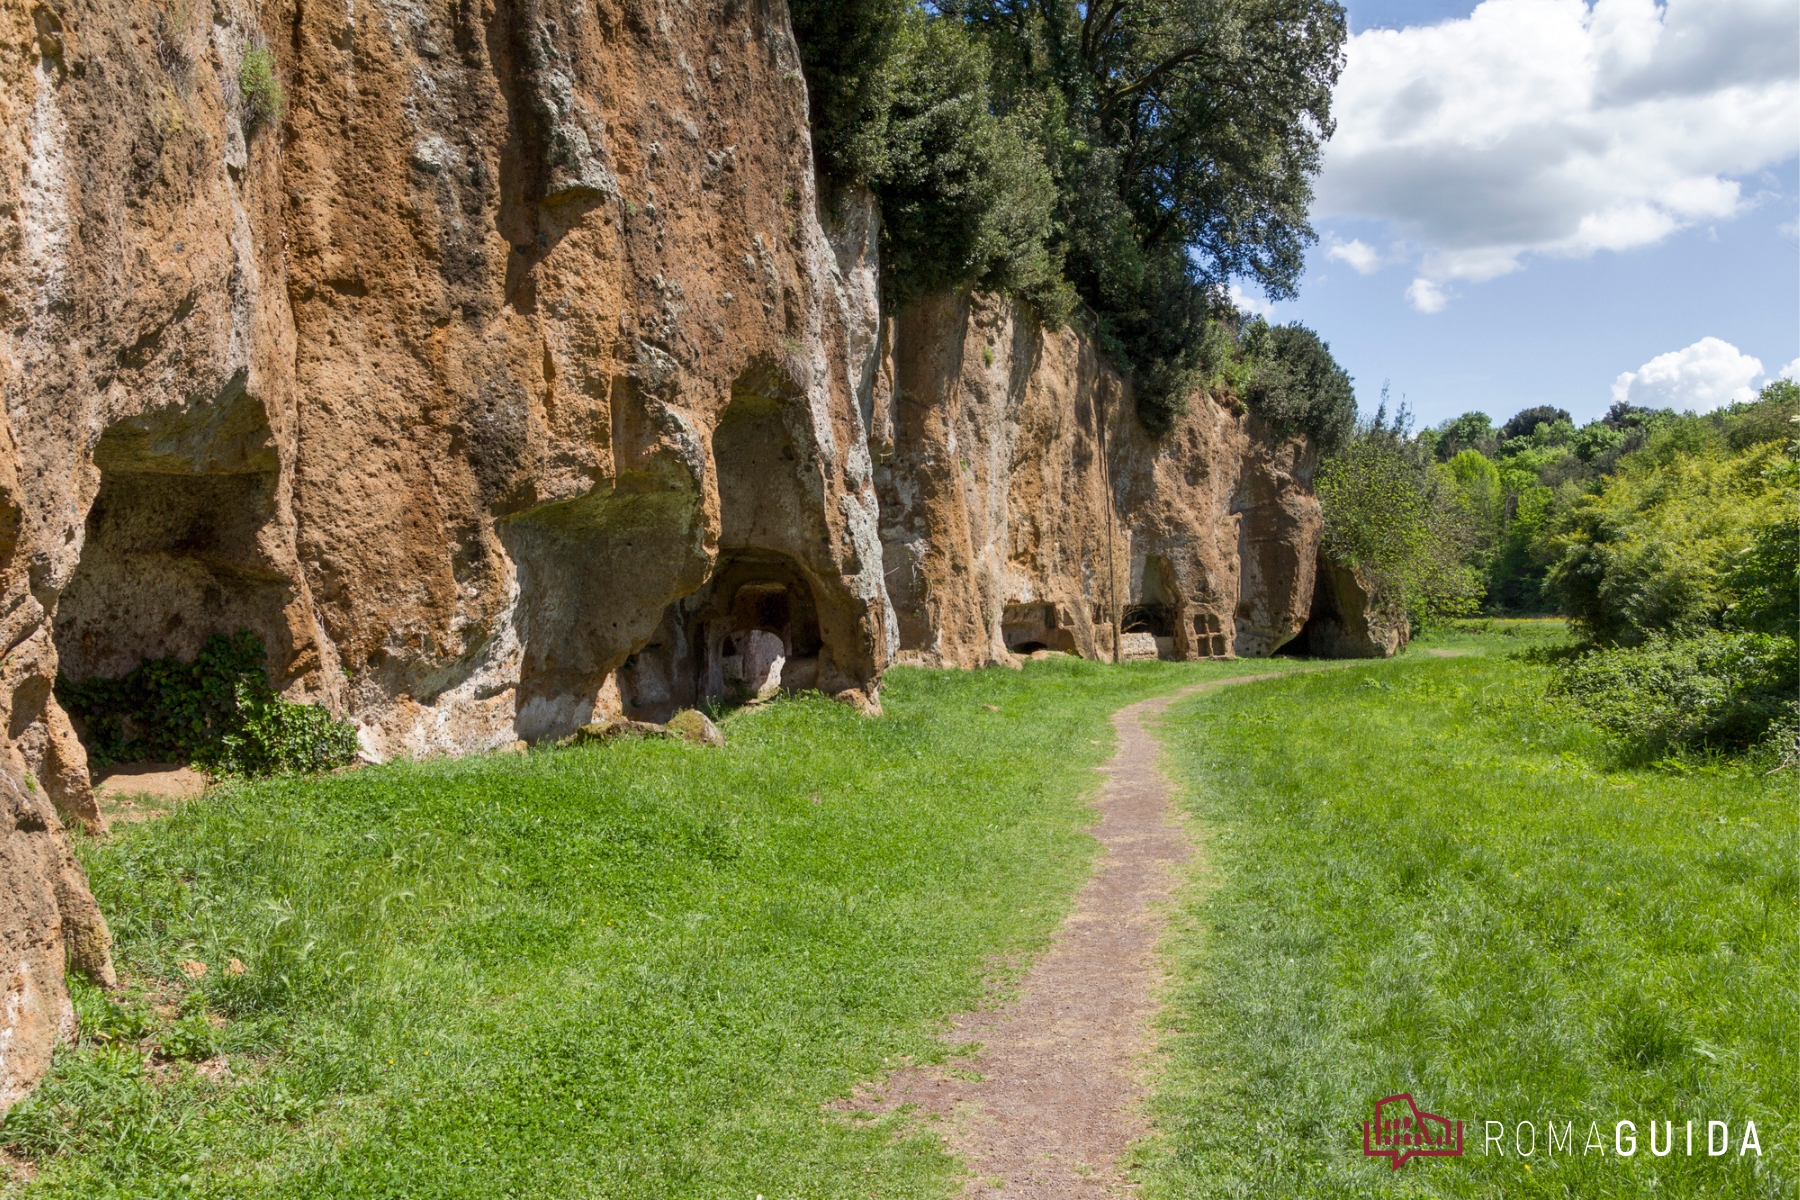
[1237,0,1800,430]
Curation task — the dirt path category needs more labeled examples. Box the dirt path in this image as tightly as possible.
[842,673,1285,1196]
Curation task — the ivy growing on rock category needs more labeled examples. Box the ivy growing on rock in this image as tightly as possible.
[56,631,357,777]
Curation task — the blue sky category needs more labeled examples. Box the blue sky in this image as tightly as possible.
[1248,0,1800,430]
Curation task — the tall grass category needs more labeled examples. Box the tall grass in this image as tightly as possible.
[1140,643,1795,1198]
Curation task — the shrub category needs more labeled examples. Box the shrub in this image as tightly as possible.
[1550,631,1798,757]
[1721,507,1799,638]
[56,631,358,777]
[1543,439,1791,646]
[238,47,284,130]
[159,1011,219,1062]
[1316,426,1484,624]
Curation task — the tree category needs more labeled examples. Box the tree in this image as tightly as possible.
[874,14,1068,311]
[1316,415,1484,625]
[1238,322,1357,452]
[790,1,1349,438]
[1433,411,1495,460]
[790,0,909,187]
[792,5,1071,313]
[1602,400,1657,430]
[1500,405,1571,442]
[1571,421,1624,463]
[962,0,1347,432]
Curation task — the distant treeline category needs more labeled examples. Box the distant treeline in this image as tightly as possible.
[1318,380,1798,762]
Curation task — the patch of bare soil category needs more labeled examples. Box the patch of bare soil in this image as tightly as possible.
[94,762,208,822]
[840,674,1285,1196]
[0,1146,36,1189]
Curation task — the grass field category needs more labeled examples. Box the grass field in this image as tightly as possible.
[7,628,1790,1198]
[1140,626,1796,1198]
[3,657,1301,1199]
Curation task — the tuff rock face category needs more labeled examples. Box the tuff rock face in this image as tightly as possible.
[1289,550,1411,659]
[873,292,1322,668]
[0,0,893,1112]
[0,769,113,1112]
[0,0,1375,1113]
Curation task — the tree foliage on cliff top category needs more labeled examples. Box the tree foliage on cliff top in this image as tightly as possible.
[1235,320,1357,452]
[791,0,1347,436]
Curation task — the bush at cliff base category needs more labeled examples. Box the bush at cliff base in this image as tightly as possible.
[1549,630,1799,760]
[1315,425,1485,626]
[56,631,358,776]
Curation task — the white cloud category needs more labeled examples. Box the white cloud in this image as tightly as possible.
[1320,0,1800,308]
[1611,337,1763,411]
[1779,356,1800,381]
[1405,278,1449,313]
[1325,238,1385,274]
[1228,281,1273,317]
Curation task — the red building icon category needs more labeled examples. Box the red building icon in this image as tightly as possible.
[1362,1093,1464,1169]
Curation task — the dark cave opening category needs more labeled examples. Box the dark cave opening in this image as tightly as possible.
[616,551,825,722]
[53,405,292,696]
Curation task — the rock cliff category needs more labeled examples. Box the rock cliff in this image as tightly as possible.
[0,0,1369,1111]
[874,291,1321,669]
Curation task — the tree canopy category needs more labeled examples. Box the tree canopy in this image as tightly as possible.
[1238,321,1357,452]
[790,0,1348,435]
[1500,405,1571,442]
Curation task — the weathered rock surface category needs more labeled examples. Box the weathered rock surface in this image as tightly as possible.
[0,770,112,1114]
[1290,550,1411,658]
[874,292,1323,668]
[2,0,891,758]
[664,708,725,747]
[0,0,893,1109]
[0,0,1381,1112]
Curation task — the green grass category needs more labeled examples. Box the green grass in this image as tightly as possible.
[5,657,1303,1198]
[1139,634,1796,1198]
[17,633,1790,1197]
[1408,616,1570,656]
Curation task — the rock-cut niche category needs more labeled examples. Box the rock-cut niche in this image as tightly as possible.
[53,379,299,700]
[617,378,830,722]
[999,603,1077,656]
[1123,553,1178,656]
